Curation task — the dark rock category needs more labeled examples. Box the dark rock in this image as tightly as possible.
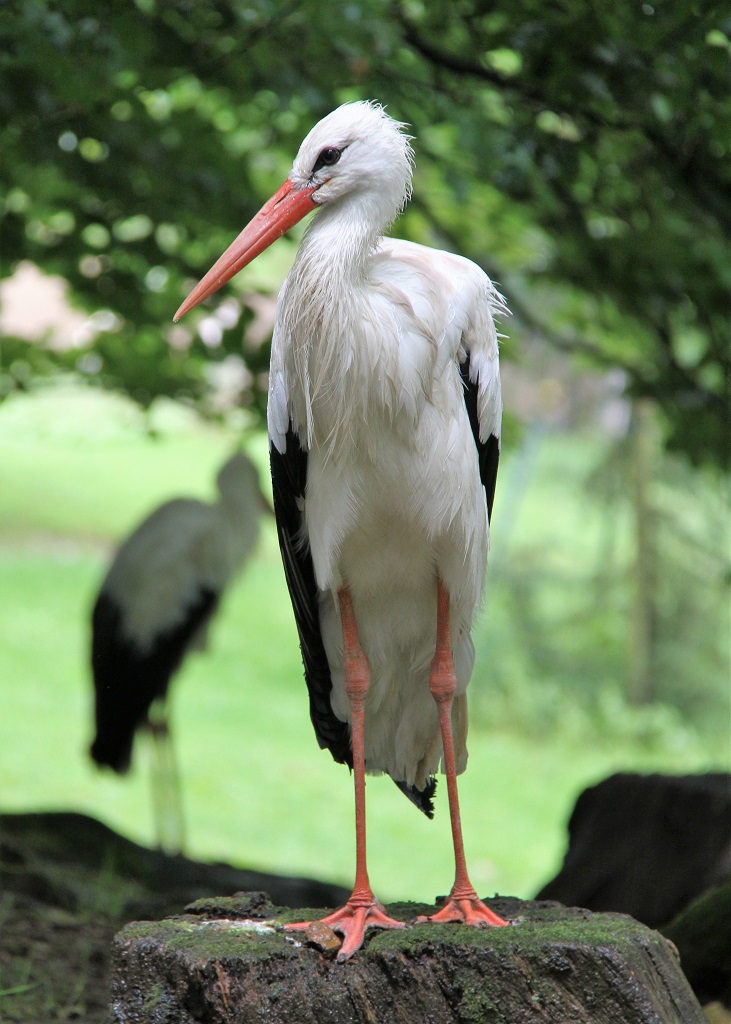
[536,772,731,928]
[111,894,706,1023]
[0,810,349,917]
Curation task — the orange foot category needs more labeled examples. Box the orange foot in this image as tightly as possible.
[416,886,509,928]
[286,900,406,961]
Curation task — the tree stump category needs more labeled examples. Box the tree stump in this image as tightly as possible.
[111,892,706,1023]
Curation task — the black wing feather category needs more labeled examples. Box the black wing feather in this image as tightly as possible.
[270,427,352,767]
[460,354,500,521]
[270,424,437,817]
[90,587,218,773]
[395,777,436,819]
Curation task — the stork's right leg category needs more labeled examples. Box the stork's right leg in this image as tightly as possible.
[417,577,508,928]
[285,587,405,960]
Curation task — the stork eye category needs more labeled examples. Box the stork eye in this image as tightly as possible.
[312,147,342,173]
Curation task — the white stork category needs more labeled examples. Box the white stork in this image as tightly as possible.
[90,450,269,852]
[175,100,509,957]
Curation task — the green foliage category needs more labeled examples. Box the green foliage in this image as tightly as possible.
[1,0,729,465]
[472,424,730,739]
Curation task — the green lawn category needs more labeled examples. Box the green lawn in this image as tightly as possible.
[0,384,726,903]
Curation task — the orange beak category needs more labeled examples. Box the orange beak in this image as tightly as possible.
[174,179,319,321]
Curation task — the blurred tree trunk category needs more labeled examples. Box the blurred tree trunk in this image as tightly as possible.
[628,399,659,704]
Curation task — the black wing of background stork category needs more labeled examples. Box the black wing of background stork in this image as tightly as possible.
[90,587,219,774]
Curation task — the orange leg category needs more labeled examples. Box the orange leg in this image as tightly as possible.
[285,587,405,960]
[417,578,508,928]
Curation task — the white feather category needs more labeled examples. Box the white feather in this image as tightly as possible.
[101,453,265,653]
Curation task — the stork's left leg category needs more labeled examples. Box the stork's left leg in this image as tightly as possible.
[285,587,405,959]
[417,578,508,928]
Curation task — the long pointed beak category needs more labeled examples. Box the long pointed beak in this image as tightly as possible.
[174,180,318,321]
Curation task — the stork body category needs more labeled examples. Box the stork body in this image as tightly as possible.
[176,101,509,955]
[270,236,502,804]
[90,452,267,850]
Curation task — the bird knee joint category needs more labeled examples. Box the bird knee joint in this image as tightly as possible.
[429,651,456,703]
[344,648,370,702]
[430,684,455,705]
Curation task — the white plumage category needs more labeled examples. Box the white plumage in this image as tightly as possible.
[98,453,264,655]
[281,237,503,791]
[175,100,509,956]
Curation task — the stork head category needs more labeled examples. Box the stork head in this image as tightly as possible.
[291,100,413,218]
[216,451,258,498]
[174,101,413,320]
[216,451,272,517]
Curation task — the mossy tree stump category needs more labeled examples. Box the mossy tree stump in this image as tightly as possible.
[112,892,705,1023]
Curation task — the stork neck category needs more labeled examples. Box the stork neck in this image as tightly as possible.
[296,193,388,285]
[278,191,402,450]
[280,200,382,354]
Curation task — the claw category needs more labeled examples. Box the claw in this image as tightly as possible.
[416,890,508,928]
[286,899,406,960]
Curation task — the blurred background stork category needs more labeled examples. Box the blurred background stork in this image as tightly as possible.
[89,449,271,853]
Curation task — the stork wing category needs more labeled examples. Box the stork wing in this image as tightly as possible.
[458,268,504,521]
[270,425,352,767]
[460,352,500,521]
[90,586,218,772]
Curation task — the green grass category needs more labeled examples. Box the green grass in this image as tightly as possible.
[0,383,727,904]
